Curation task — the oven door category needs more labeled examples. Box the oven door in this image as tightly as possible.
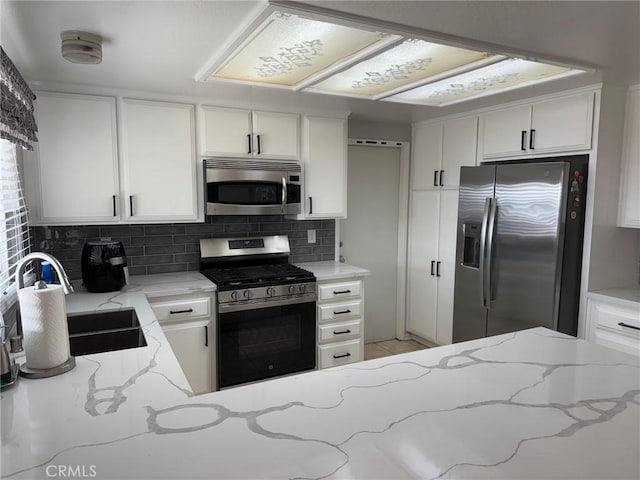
[205,166,301,215]
[217,296,316,388]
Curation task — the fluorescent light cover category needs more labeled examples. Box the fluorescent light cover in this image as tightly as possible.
[310,39,499,98]
[387,58,584,106]
[211,11,397,87]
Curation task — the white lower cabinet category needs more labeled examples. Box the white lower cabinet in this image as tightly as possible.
[406,189,459,345]
[588,296,640,357]
[162,320,212,394]
[148,292,215,394]
[317,278,364,368]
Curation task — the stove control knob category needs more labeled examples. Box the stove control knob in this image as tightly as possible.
[266,287,276,297]
[288,285,295,294]
[298,284,306,293]
[230,291,239,301]
[243,290,253,299]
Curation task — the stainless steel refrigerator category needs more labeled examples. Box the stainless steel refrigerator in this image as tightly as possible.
[452,155,588,343]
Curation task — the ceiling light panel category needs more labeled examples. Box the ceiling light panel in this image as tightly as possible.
[387,58,584,106]
[308,39,501,98]
[211,11,399,87]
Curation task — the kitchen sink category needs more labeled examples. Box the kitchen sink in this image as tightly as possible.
[67,309,147,356]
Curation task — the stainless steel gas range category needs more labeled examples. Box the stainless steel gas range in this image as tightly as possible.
[199,235,316,389]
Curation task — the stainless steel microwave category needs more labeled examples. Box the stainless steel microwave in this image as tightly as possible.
[204,159,302,215]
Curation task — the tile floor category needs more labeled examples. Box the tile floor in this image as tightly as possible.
[364,339,428,360]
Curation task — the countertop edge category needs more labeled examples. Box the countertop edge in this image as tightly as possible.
[294,261,371,281]
[587,287,640,306]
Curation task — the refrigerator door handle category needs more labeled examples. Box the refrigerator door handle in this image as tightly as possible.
[485,198,498,306]
[479,197,492,307]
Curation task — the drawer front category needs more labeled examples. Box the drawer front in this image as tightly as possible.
[592,327,640,357]
[318,319,362,344]
[319,300,362,323]
[592,301,640,338]
[151,297,211,322]
[318,339,362,368]
[318,280,362,302]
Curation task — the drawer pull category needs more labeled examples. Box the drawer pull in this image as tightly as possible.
[618,322,640,331]
[333,352,351,359]
[333,290,352,295]
[333,329,352,335]
[169,308,194,315]
[333,309,352,315]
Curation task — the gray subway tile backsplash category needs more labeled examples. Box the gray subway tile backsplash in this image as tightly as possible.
[30,216,335,280]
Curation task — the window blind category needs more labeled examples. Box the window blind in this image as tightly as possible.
[0,138,31,310]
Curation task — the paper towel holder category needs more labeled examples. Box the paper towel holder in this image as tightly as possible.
[14,253,76,379]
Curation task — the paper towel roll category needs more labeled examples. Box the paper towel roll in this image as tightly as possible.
[18,284,70,370]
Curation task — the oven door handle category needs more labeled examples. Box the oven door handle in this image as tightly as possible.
[218,294,317,313]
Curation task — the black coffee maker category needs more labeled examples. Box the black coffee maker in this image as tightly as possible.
[81,241,127,293]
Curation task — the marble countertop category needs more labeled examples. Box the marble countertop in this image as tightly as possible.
[2,302,639,480]
[295,261,371,281]
[588,286,640,306]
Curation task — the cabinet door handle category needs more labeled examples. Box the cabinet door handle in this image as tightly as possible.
[247,134,252,154]
[309,196,313,215]
[333,352,351,359]
[433,170,439,187]
[529,129,536,150]
[430,260,435,276]
[333,329,352,335]
[436,261,441,277]
[521,130,527,151]
[439,170,444,187]
[129,195,134,216]
[256,134,261,154]
[204,325,209,347]
[169,308,193,314]
[333,309,352,315]
[618,322,640,331]
[112,195,117,216]
[333,289,351,295]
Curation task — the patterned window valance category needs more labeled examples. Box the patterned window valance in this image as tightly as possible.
[1,47,37,150]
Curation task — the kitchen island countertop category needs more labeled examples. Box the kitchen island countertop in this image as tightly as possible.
[1,271,639,479]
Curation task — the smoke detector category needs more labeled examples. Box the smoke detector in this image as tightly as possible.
[61,31,102,64]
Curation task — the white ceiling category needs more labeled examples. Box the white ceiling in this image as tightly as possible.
[1,1,638,124]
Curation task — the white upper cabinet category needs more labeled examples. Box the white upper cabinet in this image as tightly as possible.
[618,86,640,228]
[480,91,594,159]
[298,116,347,219]
[411,122,442,189]
[252,111,300,159]
[121,99,198,222]
[199,106,299,160]
[199,106,252,157]
[412,115,477,189]
[441,116,479,188]
[480,105,532,159]
[23,92,120,225]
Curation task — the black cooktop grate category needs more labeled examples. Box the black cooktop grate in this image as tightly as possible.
[201,263,314,289]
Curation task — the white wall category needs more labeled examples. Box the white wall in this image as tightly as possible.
[587,83,640,290]
[348,119,411,142]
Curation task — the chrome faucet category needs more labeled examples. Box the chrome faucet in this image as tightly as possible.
[14,253,74,294]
